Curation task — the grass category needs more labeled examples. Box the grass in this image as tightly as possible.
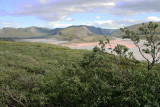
[0,40,90,106]
[0,39,160,106]
[0,40,88,73]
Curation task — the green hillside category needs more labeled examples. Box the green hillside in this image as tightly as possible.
[0,40,86,72]
[53,26,112,42]
[112,22,160,37]
[0,27,52,38]
[0,40,160,106]
[0,26,114,41]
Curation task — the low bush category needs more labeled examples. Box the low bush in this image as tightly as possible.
[0,41,160,106]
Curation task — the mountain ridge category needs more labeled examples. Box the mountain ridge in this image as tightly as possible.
[0,25,116,39]
[112,22,160,37]
[1,21,160,40]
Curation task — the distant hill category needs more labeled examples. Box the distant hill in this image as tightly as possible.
[53,26,113,42]
[69,25,117,35]
[112,22,160,38]
[0,27,63,39]
[0,25,115,42]
[1,22,160,40]
[85,26,116,35]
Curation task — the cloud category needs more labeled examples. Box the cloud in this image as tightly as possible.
[40,0,47,4]
[111,0,160,16]
[121,0,160,12]
[94,20,122,29]
[12,0,117,21]
[0,22,20,28]
[9,0,160,22]
[46,20,122,29]
[95,20,113,25]
[47,22,73,28]
[24,5,33,8]
[96,16,100,19]
[46,16,155,29]
[146,16,160,22]
[0,10,8,15]
[66,18,73,21]
[82,20,121,29]
[117,19,141,26]
[82,18,142,29]
[7,0,160,29]
[2,0,160,23]
[38,15,66,21]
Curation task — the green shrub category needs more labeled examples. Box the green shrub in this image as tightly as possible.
[0,40,160,106]
[47,52,160,106]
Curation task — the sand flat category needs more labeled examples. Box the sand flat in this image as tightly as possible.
[62,39,136,48]
[15,38,159,61]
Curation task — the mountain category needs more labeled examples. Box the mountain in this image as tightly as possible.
[112,22,160,37]
[1,22,160,40]
[53,26,112,42]
[0,27,63,39]
[0,26,115,41]
[67,25,117,35]
[85,26,116,35]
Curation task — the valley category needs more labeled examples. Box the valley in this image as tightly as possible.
[1,21,160,106]
[7,22,160,61]
[15,37,154,61]
[1,0,160,106]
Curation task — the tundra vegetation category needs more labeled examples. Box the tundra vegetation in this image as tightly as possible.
[0,22,160,106]
[121,21,160,70]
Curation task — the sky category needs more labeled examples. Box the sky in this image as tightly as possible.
[0,0,160,29]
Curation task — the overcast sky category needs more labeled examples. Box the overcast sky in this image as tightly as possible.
[0,0,160,29]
